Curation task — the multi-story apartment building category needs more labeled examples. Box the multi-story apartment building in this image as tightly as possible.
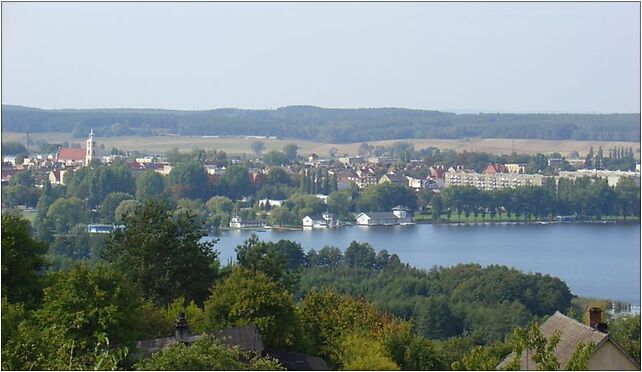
[445,171,544,190]
[557,170,641,187]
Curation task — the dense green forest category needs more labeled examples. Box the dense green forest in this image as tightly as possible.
[3,200,640,370]
[2,104,639,142]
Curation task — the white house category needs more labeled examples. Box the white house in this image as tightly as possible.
[258,199,285,208]
[302,212,337,228]
[229,215,266,229]
[355,206,412,226]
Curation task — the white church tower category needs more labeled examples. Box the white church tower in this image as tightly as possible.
[86,129,97,166]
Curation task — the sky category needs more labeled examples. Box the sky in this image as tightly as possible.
[1,2,640,113]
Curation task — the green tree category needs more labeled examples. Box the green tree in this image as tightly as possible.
[339,332,400,370]
[263,150,288,166]
[1,215,47,306]
[506,321,561,370]
[235,235,305,291]
[220,165,253,200]
[250,140,266,157]
[565,342,595,370]
[46,197,87,233]
[114,199,142,223]
[9,169,35,187]
[344,241,376,269]
[166,160,211,200]
[203,267,298,348]
[357,183,418,212]
[609,314,640,364]
[2,264,144,370]
[283,143,299,161]
[99,192,134,223]
[135,169,166,201]
[103,200,219,306]
[327,190,351,218]
[206,196,235,214]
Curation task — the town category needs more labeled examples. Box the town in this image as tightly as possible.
[2,130,640,236]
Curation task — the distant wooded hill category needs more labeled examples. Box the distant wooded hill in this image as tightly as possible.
[2,104,639,143]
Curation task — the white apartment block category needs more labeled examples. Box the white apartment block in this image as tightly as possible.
[445,171,544,190]
[557,170,641,187]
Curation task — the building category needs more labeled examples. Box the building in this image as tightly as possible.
[258,198,285,208]
[483,163,508,175]
[355,206,412,226]
[87,224,125,234]
[497,309,639,370]
[379,173,406,185]
[86,129,97,165]
[229,215,266,229]
[445,171,544,190]
[135,319,328,370]
[302,212,337,228]
[557,170,641,187]
[48,169,67,185]
[505,163,527,174]
[56,147,86,167]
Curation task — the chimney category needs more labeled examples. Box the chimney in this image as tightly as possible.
[175,312,189,344]
[587,307,608,333]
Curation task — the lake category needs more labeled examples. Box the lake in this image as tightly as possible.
[206,223,641,306]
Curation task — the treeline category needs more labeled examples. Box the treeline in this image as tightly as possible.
[3,104,639,142]
[4,202,640,370]
[299,242,573,344]
[431,177,641,222]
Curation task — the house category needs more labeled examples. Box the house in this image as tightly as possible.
[333,169,357,190]
[49,169,67,185]
[355,206,412,226]
[258,198,285,208]
[379,173,406,185]
[483,163,508,175]
[229,215,266,229]
[135,316,328,370]
[505,163,527,174]
[87,224,125,234]
[496,308,640,370]
[56,147,86,166]
[302,212,336,228]
[429,165,446,179]
[406,176,429,190]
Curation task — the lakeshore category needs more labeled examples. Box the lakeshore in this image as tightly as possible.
[208,222,642,307]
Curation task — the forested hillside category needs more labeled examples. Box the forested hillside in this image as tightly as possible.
[3,105,639,143]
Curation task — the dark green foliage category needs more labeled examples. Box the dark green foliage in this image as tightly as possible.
[357,182,418,212]
[344,241,377,269]
[166,160,211,200]
[609,314,641,364]
[235,235,305,291]
[135,169,166,201]
[9,169,35,187]
[263,150,288,166]
[103,200,219,306]
[1,215,47,306]
[300,247,573,344]
[203,267,299,348]
[2,264,147,370]
[4,105,638,142]
[135,335,284,370]
[1,184,40,208]
[2,141,28,155]
[100,192,134,223]
[219,164,253,200]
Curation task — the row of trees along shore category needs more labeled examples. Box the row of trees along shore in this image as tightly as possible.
[430,177,640,222]
[2,200,640,370]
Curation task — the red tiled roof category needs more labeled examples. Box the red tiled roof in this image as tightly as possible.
[57,148,86,162]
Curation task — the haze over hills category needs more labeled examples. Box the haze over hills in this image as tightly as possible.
[2,104,639,143]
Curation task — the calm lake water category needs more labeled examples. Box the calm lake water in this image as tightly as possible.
[206,223,641,305]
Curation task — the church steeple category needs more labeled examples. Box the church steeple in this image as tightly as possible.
[86,129,96,166]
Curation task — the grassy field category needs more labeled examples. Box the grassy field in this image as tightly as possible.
[2,131,640,158]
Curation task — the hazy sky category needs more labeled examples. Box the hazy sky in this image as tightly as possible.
[2,2,640,113]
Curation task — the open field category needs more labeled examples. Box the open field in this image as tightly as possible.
[2,132,640,158]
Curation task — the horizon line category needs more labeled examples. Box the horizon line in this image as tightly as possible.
[2,103,640,116]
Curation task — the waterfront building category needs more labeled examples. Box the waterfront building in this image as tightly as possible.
[355,206,412,226]
[302,212,336,228]
[445,170,544,190]
[229,215,266,229]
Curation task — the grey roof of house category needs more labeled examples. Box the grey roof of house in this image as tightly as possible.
[496,311,638,370]
[134,324,264,358]
[362,212,397,219]
[265,348,329,371]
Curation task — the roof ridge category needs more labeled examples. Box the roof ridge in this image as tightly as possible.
[551,310,607,335]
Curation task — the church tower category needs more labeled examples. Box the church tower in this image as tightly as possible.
[86,129,97,166]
